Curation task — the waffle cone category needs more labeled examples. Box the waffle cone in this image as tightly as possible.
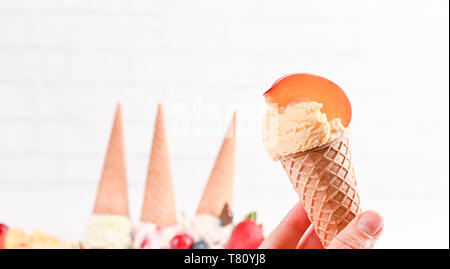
[196,112,236,217]
[140,104,177,226]
[280,136,361,247]
[93,103,129,216]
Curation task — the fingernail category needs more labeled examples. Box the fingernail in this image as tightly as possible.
[358,211,383,236]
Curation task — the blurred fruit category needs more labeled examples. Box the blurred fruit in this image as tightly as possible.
[0,223,8,249]
[226,212,264,249]
[192,240,209,249]
[27,230,63,249]
[170,233,193,249]
[3,227,27,249]
[140,237,150,249]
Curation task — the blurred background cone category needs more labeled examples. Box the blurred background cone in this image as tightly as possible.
[196,111,236,217]
[280,136,361,247]
[140,104,177,226]
[93,103,129,216]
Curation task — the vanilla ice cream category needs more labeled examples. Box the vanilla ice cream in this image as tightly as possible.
[85,214,133,249]
[132,222,181,249]
[262,101,349,160]
[187,214,233,249]
[133,214,233,249]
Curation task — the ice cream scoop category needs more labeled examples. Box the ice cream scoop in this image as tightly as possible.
[187,214,234,249]
[85,214,133,249]
[262,101,349,160]
[262,73,351,160]
[133,222,181,249]
[261,73,361,247]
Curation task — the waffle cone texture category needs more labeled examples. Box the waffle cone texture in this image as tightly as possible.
[280,136,361,247]
[141,104,177,226]
[93,104,129,216]
[196,112,236,217]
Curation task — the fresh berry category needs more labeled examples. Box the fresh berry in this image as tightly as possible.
[192,240,209,249]
[0,223,9,249]
[226,212,264,249]
[170,233,194,249]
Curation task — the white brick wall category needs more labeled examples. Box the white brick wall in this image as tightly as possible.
[0,0,448,248]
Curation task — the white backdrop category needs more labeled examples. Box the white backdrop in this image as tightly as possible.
[0,0,448,248]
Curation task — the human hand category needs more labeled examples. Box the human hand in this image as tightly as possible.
[259,202,383,249]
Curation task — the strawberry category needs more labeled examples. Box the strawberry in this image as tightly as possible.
[226,212,264,249]
[0,223,8,249]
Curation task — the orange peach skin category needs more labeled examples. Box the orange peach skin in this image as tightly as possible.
[264,73,352,127]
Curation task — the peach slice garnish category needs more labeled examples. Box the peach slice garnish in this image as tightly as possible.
[263,73,352,127]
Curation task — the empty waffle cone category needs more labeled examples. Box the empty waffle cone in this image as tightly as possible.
[279,136,361,247]
[140,104,177,226]
[93,103,129,216]
[196,112,236,217]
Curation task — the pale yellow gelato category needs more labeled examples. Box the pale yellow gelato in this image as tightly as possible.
[262,101,350,160]
[85,214,133,249]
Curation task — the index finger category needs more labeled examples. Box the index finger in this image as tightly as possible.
[259,201,311,249]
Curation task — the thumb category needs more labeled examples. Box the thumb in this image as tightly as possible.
[327,210,384,249]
